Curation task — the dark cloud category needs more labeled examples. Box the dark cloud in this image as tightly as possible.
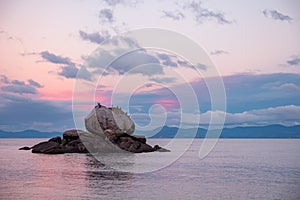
[287,57,300,66]
[161,10,185,20]
[76,66,92,81]
[177,60,193,68]
[0,76,42,95]
[79,30,109,44]
[99,9,114,23]
[150,77,176,84]
[83,35,141,71]
[157,53,206,69]
[40,50,91,80]
[0,75,10,84]
[215,73,300,113]
[103,0,123,6]
[83,38,202,77]
[1,84,37,95]
[210,50,229,55]
[262,9,292,22]
[157,53,178,67]
[109,51,163,76]
[58,65,92,81]
[157,53,169,60]
[40,51,72,65]
[58,65,79,79]
[137,73,300,117]
[186,1,233,24]
[195,63,207,70]
[28,79,43,88]
[162,60,178,67]
[103,0,140,7]
[0,93,74,132]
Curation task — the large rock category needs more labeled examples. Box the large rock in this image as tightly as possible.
[31,141,65,154]
[20,104,170,154]
[102,129,168,153]
[21,127,169,154]
[85,104,135,135]
[49,136,62,144]
[84,104,169,153]
[27,132,88,154]
[63,129,81,141]
[19,146,31,150]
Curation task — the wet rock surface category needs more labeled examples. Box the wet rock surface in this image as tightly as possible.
[103,129,168,153]
[19,130,88,154]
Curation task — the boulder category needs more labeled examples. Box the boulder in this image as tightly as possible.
[85,105,135,135]
[63,129,80,141]
[132,135,146,144]
[84,105,169,153]
[48,136,62,144]
[103,130,166,153]
[28,132,88,154]
[19,146,31,150]
[31,141,65,154]
[64,138,88,153]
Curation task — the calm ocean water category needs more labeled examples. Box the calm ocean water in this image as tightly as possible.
[0,139,299,200]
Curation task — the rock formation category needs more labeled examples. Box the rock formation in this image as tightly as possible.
[19,130,88,154]
[20,104,169,154]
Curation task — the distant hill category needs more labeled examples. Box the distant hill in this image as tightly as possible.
[145,125,300,138]
[0,129,62,138]
[1,125,300,138]
[219,125,300,138]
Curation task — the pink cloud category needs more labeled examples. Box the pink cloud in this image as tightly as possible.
[153,98,179,111]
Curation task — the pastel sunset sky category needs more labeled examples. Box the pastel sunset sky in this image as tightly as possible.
[0,0,300,132]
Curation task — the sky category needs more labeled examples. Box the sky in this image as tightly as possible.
[0,0,300,132]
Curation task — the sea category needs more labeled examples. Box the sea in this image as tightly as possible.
[0,139,299,200]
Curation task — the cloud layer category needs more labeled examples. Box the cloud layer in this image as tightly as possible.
[128,73,300,128]
[79,30,109,44]
[41,51,72,65]
[262,9,292,21]
[186,1,233,24]
[287,57,300,66]
[200,105,300,127]
[40,50,91,80]
[1,72,300,131]
[0,93,74,131]
[161,10,185,21]
[0,75,43,95]
[160,1,234,25]
[99,9,114,23]
[0,75,73,131]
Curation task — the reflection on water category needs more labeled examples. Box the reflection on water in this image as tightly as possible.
[83,155,135,198]
[86,170,132,181]
[0,139,299,200]
[84,154,105,169]
[84,154,133,182]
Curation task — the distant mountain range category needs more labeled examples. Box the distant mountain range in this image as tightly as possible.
[0,129,62,138]
[1,125,300,138]
[140,125,300,138]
